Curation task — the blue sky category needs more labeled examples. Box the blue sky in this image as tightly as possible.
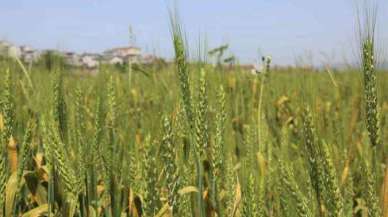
[1,0,387,65]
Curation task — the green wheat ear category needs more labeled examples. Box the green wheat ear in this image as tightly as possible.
[224,158,236,215]
[161,115,179,214]
[177,164,192,217]
[0,69,13,214]
[358,1,382,171]
[320,142,343,217]
[211,85,226,215]
[170,12,193,129]
[241,171,260,217]
[105,75,117,171]
[362,38,381,148]
[302,107,325,216]
[52,70,67,141]
[357,0,381,146]
[0,140,7,216]
[357,3,382,216]
[362,160,381,217]
[2,68,15,147]
[74,86,86,156]
[195,69,209,160]
[279,161,312,217]
[52,123,79,196]
[142,135,161,216]
[170,13,206,217]
[17,120,34,186]
[213,85,227,174]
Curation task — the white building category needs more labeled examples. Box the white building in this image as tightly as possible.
[20,45,34,53]
[23,50,41,63]
[0,40,10,56]
[64,52,82,67]
[104,46,141,63]
[108,56,124,65]
[104,46,141,57]
[18,45,40,63]
[81,54,100,68]
[8,45,22,59]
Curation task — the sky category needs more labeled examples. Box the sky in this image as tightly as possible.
[0,0,387,65]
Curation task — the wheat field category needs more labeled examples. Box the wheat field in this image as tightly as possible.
[0,8,387,217]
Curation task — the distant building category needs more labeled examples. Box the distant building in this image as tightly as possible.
[0,40,10,48]
[64,52,82,66]
[23,50,41,63]
[8,45,22,59]
[1,40,163,69]
[81,53,100,68]
[0,40,10,56]
[18,45,41,63]
[20,45,34,53]
[0,40,9,47]
[105,46,141,57]
[108,56,124,65]
[0,40,22,58]
[104,46,141,63]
